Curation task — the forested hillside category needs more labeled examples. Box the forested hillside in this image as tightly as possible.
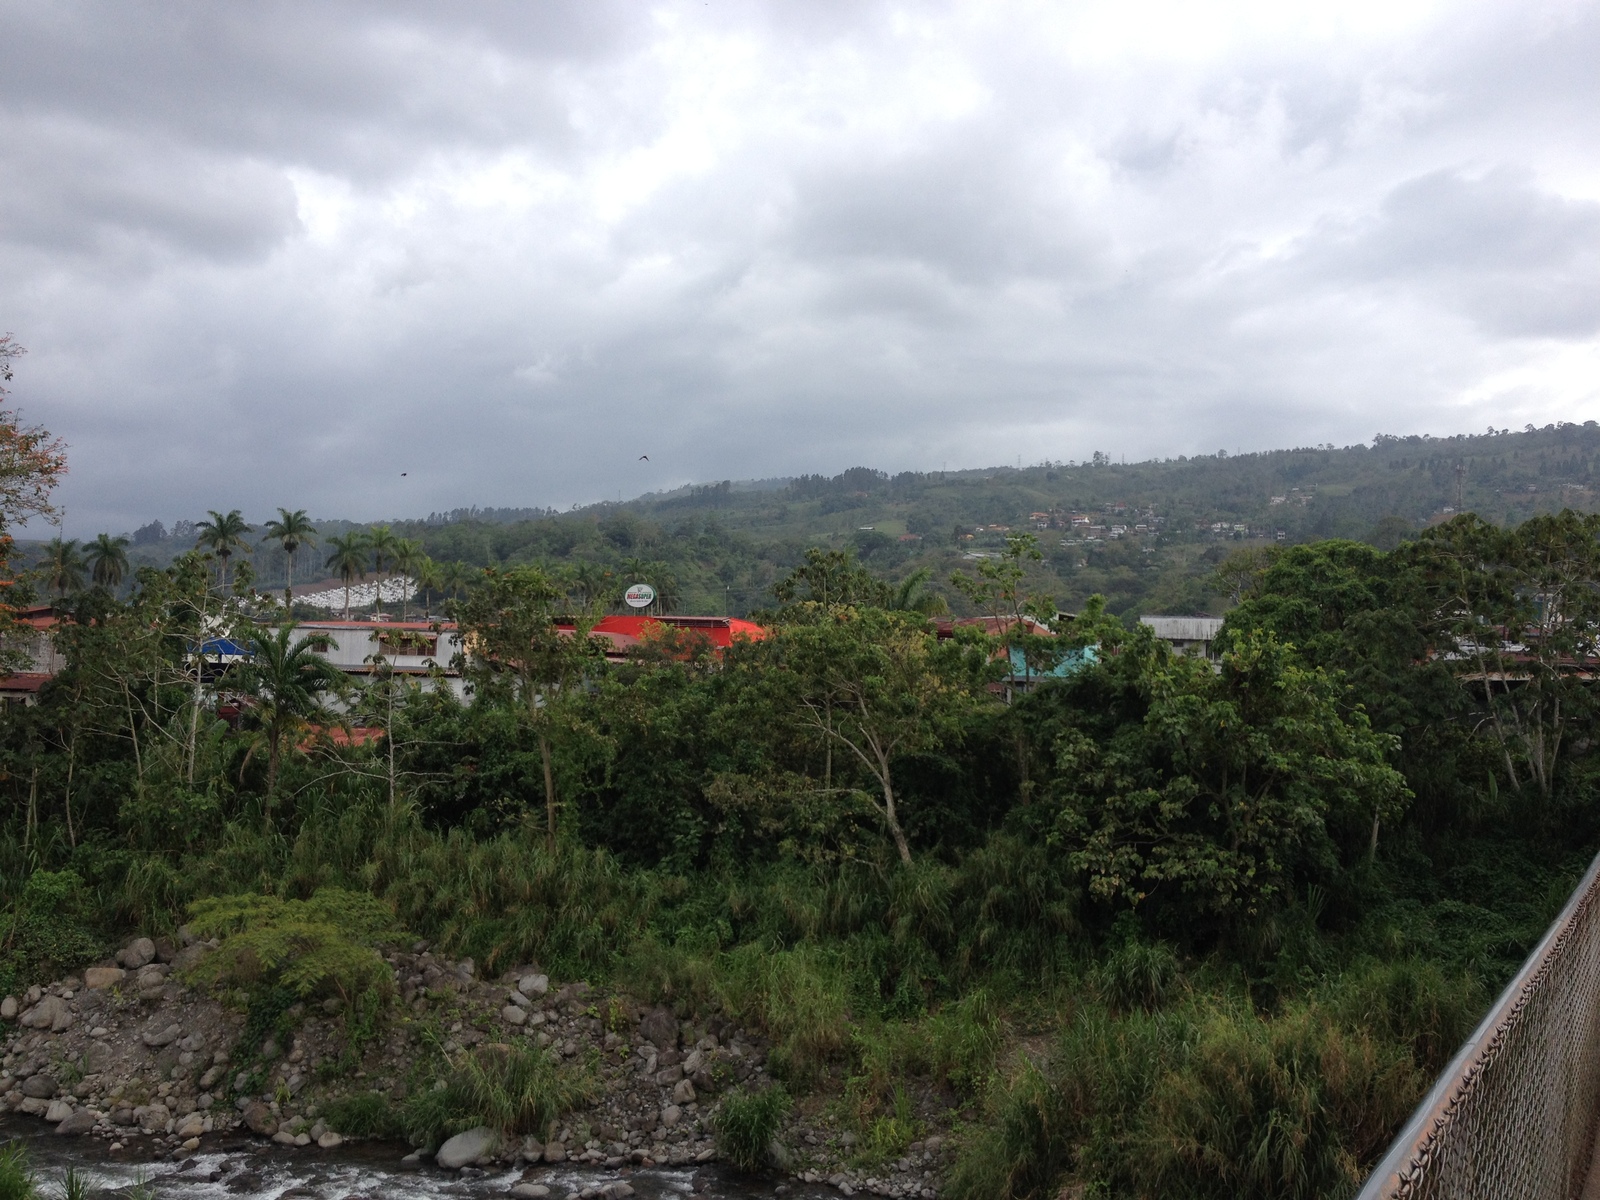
[55,421,1600,621]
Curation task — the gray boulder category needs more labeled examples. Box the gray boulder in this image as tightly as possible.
[84,967,125,989]
[55,1108,99,1135]
[517,973,549,997]
[242,1100,278,1136]
[436,1125,497,1169]
[640,1007,678,1050]
[118,937,156,969]
[142,1022,182,1047]
[21,1074,58,1099]
[20,995,70,1031]
[44,1100,74,1122]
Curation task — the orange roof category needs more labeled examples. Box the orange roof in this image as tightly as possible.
[558,614,767,649]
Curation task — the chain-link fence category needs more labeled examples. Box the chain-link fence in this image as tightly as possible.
[1357,849,1600,1200]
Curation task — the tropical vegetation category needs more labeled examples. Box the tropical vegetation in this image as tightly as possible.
[1,376,1599,1196]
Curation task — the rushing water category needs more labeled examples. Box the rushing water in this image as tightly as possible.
[0,1119,830,1200]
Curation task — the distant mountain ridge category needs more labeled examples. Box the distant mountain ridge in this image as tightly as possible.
[34,421,1600,620]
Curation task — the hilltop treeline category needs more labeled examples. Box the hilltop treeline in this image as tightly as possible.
[44,422,1600,622]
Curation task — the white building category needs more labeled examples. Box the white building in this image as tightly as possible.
[296,619,469,700]
[1140,616,1225,659]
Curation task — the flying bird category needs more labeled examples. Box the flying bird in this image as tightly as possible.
[400,472,408,476]
[639,455,649,461]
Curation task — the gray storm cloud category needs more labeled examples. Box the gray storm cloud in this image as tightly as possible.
[0,0,1597,534]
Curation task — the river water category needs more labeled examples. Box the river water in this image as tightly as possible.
[0,1119,833,1200]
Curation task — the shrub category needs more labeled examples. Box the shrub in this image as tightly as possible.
[1094,938,1181,1012]
[325,1092,403,1139]
[401,1044,595,1151]
[715,1085,791,1173]
[0,871,102,996]
[185,887,400,1003]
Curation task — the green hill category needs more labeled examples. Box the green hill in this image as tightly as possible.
[47,420,1600,618]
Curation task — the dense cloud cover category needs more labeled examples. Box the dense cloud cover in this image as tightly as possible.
[2,0,1598,533]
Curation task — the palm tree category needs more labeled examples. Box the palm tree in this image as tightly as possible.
[324,533,369,620]
[366,524,400,610]
[889,568,949,617]
[439,560,474,602]
[43,538,86,598]
[392,538,427,620]
[196,509,253,591]
[571,561,615,611]
[86,533,130,591]
[236,624,345,808]
[262,508,318,609]
[411,552,444,616]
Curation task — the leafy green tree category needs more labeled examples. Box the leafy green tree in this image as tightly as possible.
[262,508,318,609]
[772,607,993,864]
[952,533,1062,694]
[86,532,130,590]
[771,548,891,615]
[453,565,606,850]
[196,509,252,591]
[1406,511,1600,799]
[1219,538,1474,849]
[1211,544,1277,606]
[42,537,85,598]
[1051,629,1409,931]
[234,623,346,809]
[324,532,369,619]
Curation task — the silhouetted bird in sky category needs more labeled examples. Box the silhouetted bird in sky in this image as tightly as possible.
[639,455,649,461]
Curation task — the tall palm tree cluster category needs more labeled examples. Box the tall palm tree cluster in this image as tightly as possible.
[40,509,491,620]
[320,524,445,619]
[43,534,127,598]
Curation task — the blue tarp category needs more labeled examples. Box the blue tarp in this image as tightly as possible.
[1006,642,1096,681]
[192,637,252,658]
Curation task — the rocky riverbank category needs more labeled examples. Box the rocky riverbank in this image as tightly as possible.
[1,934,954,1199]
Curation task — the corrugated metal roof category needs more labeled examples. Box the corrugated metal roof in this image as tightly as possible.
[1140,616,1224,640]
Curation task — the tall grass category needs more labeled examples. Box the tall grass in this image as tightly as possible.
[370,822,656,977]
[948,993,1431,1200]
[402,1043,596,1151]
[720,943,852,1081]
[715,1085,791,1172]
[0,1143,34,1200]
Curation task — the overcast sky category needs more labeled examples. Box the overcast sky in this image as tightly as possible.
[3,0,1598,535]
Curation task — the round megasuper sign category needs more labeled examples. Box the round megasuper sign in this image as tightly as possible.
[624,583,656,609]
